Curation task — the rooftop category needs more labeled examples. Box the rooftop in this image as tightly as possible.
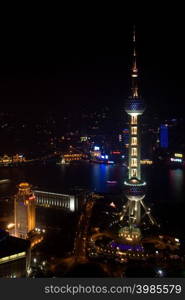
[0,229,30,259]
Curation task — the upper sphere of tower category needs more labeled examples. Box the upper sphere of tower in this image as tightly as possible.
[124,97,145,115]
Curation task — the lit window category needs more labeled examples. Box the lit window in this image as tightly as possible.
[131,147,137,156]
[131,115,137,125]
[131,168,137,177]
[131,137,137,145]
[131,158,137,167]
[131,126,137,135]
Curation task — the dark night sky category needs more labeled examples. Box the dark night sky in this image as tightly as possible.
[0,16,185,118]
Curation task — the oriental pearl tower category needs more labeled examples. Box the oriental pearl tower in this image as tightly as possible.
[119,27,157,242]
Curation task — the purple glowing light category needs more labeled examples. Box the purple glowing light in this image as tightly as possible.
[110,242,144,252]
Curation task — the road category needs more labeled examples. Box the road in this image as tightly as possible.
[73,195,95,262]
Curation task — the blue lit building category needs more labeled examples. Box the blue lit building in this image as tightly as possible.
[160,124,168,148]
[122,129,129,146]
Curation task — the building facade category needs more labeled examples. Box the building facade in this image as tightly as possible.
[14,183,36,239]
[34,190,76,212]
[0,229,30,278]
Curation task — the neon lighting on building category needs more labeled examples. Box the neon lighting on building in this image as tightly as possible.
[131,148,137,156]
[0,252,26,265]
[131,137,137,146]
[160,124,168,148]
[131,126,137,135]
[131,115,138,124]
[170,158,182,163]
[174,153,183,158]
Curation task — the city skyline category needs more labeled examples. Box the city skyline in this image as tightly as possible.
[0,21,185,279]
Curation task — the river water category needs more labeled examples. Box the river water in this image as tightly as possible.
[0,162,184,236]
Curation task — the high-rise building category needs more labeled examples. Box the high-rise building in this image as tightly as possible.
[120,27,156,241]
[122,129,129,147]
[0,229,30,278]
[14,182,36,239]
[160,124,168,148]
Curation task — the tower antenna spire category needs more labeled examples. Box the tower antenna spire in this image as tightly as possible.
[133,24,136,42]
[131,25,139,98]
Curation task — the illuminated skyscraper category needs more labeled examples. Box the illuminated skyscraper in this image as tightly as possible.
[122,129,129,147]
[14,182,36,239]
[120,27,156,239]
[160,124,168,148]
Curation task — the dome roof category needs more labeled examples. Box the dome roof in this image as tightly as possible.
[125,97,145,114]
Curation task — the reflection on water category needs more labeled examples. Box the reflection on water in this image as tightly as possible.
[169,169,184,202]
[0,163,185,235]
[0,163,127,196]
[0,163,184,203]
[90,164,126,193]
